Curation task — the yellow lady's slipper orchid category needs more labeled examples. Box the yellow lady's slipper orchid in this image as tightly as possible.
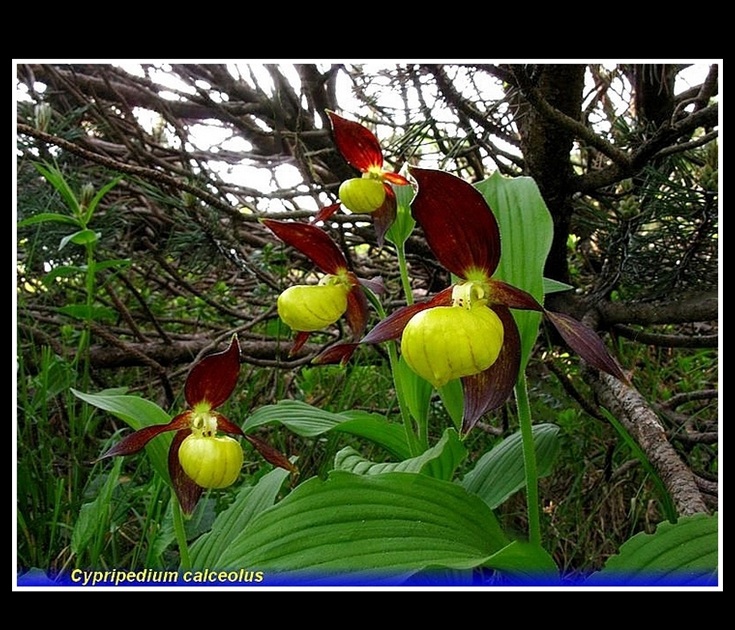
[338,176,387,214]
[277,277,350,332]
[401,283,504,388]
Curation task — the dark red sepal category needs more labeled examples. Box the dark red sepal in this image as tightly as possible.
[545,310,629,384]
[185,335,241,409]
[361,287,454,345]
[372,184,397,247]
[410,167,501,279]
[327,110,383,173]
[489,280,544,311]
[345,277,369,340]
[213,412,245,436]
[290,331,312,356]
[262,219,348,275]
[168,428,204,515]
[312,342,359,365]
[312,202,341,224]
[244,434,298,473]
[461,306,521,435]
[98,411,193,459]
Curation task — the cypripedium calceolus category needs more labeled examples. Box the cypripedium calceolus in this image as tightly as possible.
[318,167,628,435]
[99,335,295,514]
[314,111,410,246]
[262,218,376,356]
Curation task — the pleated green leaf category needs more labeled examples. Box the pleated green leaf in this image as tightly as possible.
[586,513,719,586]
[243,399,411,459]
[461,423,560,509]
[218,471,510,584]
[189,466,291,570]
[334,428,466,481]
[475,173,553,372]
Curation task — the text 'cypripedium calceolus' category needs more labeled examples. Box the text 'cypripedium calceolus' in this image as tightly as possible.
[318,168,628,435]
[98,335,295,514]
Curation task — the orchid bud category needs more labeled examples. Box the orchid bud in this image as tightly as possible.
[277,278,350,332]
[401,304,504,388]
[338,177,386,214]
[178,434,244,489]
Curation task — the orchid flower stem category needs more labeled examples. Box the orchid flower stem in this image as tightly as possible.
[374,296,423,456]
[393,242,429,453]
[172,497,192,571]
[515,374,542,548]
[396,242,414,307]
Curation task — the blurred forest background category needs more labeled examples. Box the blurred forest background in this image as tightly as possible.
[15,62,719,579]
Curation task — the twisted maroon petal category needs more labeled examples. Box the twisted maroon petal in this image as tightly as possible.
[213,412,245,436]
[461,306,521,435]
[345,280,369,340]
[361,287,454,345]
[244,434,297,473]
[545,310,629,383]
[98,411,192,459]
[372,184,397,247]
[168,429,203,515]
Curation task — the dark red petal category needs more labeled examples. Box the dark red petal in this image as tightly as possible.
[312,202,342,224]
[169,430,204,515]
[98,412,193,459]
[312,342,359,365]
[344,280,369,340]
[410,167,501,278]
[213,412,245,436]
[461,306,521,435]
[489,280,544,311]
[372,185,397,247]
[361,287,454,345]
[290,331,312,357]
[545,310,629,384]
[185,335,241,409]
[244,434,298,473]
[327,110,383,173]
[262,219,348,275]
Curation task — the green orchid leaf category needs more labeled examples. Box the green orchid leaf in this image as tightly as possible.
[217,471,510,584]
[461,423,561,509]
[334,428,466,481]
[189,466,291,570]
[71,458,122,557]
[475,173,553,372]
[393,354,432,426]
[438,378,464,431]
[243,400,411,460]
[33,161,82,217]
[18,212,81,229]
[59,228,100,251]
[483,540,560,585]
[543,277,573,294]
[71,388,172,485]
[585,513,719,586]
